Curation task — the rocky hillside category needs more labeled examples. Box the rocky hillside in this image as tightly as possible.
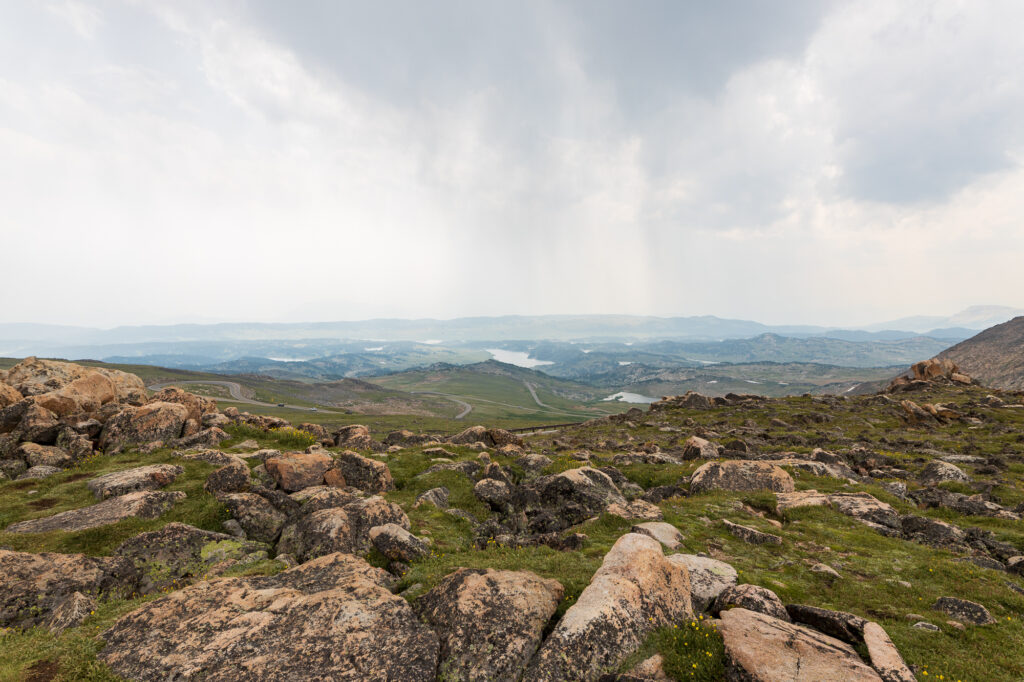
[2,358,1024,680]
[938,316,1024,390]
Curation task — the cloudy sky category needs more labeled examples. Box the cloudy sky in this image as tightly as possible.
[2,1,1023,328]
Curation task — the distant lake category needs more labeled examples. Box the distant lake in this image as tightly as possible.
[602,391,655,404]
[486,348,555,368]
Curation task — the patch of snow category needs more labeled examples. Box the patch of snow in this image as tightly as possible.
[618,361,632,366]
[364,346,384,351]
[420,339,443,345]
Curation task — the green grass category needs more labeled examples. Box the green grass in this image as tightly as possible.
[3,379,1024,679]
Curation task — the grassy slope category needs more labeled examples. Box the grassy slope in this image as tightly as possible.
[3,384,1024,679]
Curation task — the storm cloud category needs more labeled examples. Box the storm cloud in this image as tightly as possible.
[1,0,1022,327]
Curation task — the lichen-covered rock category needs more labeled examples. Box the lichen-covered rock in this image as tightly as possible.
[17,442,72,469]
[87,464,184,500]
[4,357,145,413]
[713,584,790,621]
[667,554,738,613]
[369,523,429,562]
[220,493,288,543]
[329,450,394,493]
[5,491,185,534]
[171,426,230,449]
[277,495,409,562]
[264,451,332,492]
[99,402,189,451]
[682,435,720,460]
[333,424,375,449]
[607,499,663,521]
[475,478,512,508]
[17,465,61,479]
[0,549,137,628]
[718,609,882,681]
[42,590,97,634]
[932,596,995,625]
[115,522,267,593]
[689,460,795,494]
[147,386,217,424]
[0,381,22,408]
[99,553,439,681]
[16,402,61,444]
[203,456,251,494]
[524,533,693,681]
[417,568,563,682]
[919,460,970,486]
[449,425,490,444]
[518,466,627,533]
[415,486,450,509]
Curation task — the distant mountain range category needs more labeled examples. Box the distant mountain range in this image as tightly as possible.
[2,306,1021,353]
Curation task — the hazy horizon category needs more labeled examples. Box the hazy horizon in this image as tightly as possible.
[3,1,1024,328]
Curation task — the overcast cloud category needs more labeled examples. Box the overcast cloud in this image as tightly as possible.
[1,0,1022,328]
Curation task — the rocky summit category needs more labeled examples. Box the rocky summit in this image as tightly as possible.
[2,359,1024,680]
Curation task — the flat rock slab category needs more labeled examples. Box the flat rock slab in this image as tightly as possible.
[723,519,782,545]
[524,533,693,681]
[416,568,563,682]
[719,608,882,681]
[863,621,916,682]
[87,464,184,499]
[5,491,185,533]
[99,552,439,681]
[631,522,684,549]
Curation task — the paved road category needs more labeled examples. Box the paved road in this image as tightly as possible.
[410,391,473,419]
[523,381,550,408]
[148,380,339,413]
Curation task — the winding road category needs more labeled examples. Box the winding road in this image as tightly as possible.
[147,380,339,413]
[410,391,473,419]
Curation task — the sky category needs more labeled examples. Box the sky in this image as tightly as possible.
[1,0,1023,328]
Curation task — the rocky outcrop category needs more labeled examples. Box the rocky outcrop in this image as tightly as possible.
[918,460,970,486]
[42,591,97,634]
[329,451,394,493]
[5,491,185,534]
[276,495,409,562]
[2,357,146,416]
[862,621,916,682]
[99,553,440,681]
[0,549,137,628]
[333,424,375,449]
[524,533,693,681]
[517,466,626,533]
[147,386,217,424]
[416,568,563,682]
[264,451,332,492]
[219,493,289,543]
[718,608,883,681]
[689,460,795,494]
[99,402,190,451]
[681,435,720,459]
[86,464,183,500]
